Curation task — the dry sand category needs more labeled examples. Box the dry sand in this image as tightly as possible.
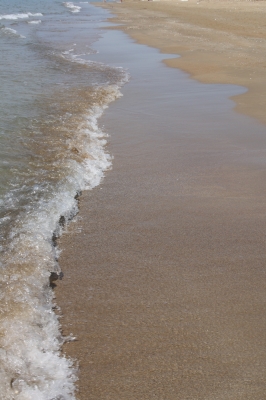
[55,1,266,399]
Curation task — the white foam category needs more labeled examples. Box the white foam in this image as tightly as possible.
[0,12,43,21]
[1,27,17,34]
[0,84,127,399]
[0,27,26,38]
[27,20,42,25]
[63,2,81,13]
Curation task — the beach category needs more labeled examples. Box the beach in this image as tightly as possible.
[55,1,266,399]
[105,0,266,125]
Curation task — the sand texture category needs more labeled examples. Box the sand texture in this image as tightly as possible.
[104,0,266,125]
[55,2,266,399]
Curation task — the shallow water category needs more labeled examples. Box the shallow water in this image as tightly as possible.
[0,1,127,398]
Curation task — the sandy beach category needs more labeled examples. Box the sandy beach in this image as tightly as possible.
[105,0,266,125]
[55,1,266,399]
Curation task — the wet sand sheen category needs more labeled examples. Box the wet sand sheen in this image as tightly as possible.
[103,0,266,126]
[56,10,266,400]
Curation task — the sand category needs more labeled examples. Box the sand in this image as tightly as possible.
[55,1,266,399]
[104,0,266,125]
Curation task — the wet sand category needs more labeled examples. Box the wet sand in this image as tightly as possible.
[104,0,266,125]
[55,2,266,399]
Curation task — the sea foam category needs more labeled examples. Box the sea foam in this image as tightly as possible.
[63,2,81,13]
[27,20,42,24]
[0,84,124,399]
[0,12,43,20]
[0,27,26,38]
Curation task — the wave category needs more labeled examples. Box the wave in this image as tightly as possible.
[27,20,42,25]
[0,12,43,21]
[0,27,26,38]
[63,2,81,13]
[0,84,124,399]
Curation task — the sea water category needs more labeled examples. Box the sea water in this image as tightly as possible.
[0,1,127,398]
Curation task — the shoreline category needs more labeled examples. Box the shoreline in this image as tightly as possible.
[102,0,266,125]
[55,2,266,399]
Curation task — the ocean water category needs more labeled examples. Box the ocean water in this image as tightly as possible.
[0,1,127,398]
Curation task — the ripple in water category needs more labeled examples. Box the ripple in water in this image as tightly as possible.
[0,1,128,398]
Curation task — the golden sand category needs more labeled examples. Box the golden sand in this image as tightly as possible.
[104,0,266,125]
